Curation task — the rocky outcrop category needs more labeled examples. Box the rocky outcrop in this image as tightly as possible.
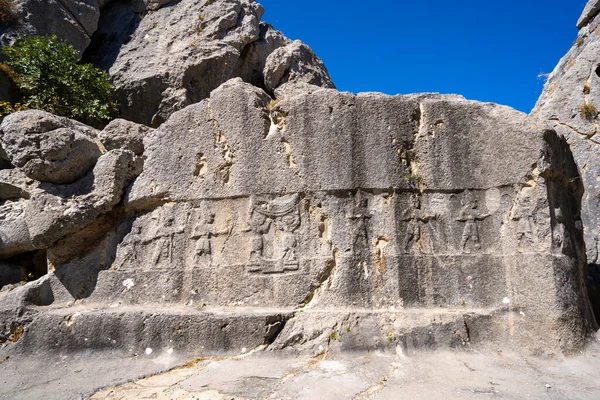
[0,151,140,259]
[0,111,142,260]
[577,0,600,29]
[85,0,334,126]
[1,0,334,128]
[121,79,594,354]
[99,118,150,155]
[532,0,600,321]
[264,40,335,93]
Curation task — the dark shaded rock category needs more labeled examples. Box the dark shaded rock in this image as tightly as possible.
[0,0,99,56]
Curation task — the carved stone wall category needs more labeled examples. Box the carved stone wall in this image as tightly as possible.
[0,79,595,356]
[58,80,592,353]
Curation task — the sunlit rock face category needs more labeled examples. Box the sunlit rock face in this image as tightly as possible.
[0,1,597,359]
[84,0,334,127]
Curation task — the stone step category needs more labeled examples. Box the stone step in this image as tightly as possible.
[12,305,293,357]
[8,304,504,357]
[270,307,502,355]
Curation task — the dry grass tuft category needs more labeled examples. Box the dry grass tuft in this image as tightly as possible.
[579,102,598,119]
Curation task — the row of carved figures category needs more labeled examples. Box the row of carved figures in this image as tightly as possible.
[115,190,543,272]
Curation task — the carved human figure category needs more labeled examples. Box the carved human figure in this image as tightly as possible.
[248,208,271,263]
[278,212,300,263]
[457,194,489,253]
[145,209,185,267]
[115,224,143,269]
[347,191,371,253]
[246,194,301,273]
[189,207,232,264]
[511,192,538,249]
[190,209,215,259]
[402,196,436,254]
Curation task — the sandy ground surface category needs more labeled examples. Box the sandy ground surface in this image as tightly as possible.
[2,340,600,400]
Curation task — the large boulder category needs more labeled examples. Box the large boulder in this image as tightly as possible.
[264,40,335,93]
[231,22,288,88]
[99,118,151,155]
[0,110,102,184]
[0,112,142,260]
[90,0,265,126]
[0,149,141,259]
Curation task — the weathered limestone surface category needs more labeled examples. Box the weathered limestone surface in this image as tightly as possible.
[532,0,600,321]
[99,118,150,155]
[0,111,103,184]
[122,79,593,354]
[263,40,335,93]
[0,111,142,259]
[1,0,334,130]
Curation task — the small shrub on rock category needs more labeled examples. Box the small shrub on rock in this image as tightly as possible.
[2,35,119,125]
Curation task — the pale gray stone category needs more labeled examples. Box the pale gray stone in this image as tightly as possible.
[99,118,151,155]
[56,0,100,36]
[0,149,141,258]
[117,79,594,354]
[85,1,334,126]
[0,110,102,184]
[99,0,172,11]
[232,22,289,88]
[132,0,173,12]
[98,0,265,126]
[0,0,595,366]
[264,40,335,93]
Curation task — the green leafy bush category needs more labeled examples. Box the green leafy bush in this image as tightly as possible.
[2,35,118,125]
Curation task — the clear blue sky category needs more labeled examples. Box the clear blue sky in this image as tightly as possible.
[259,0,587,113]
